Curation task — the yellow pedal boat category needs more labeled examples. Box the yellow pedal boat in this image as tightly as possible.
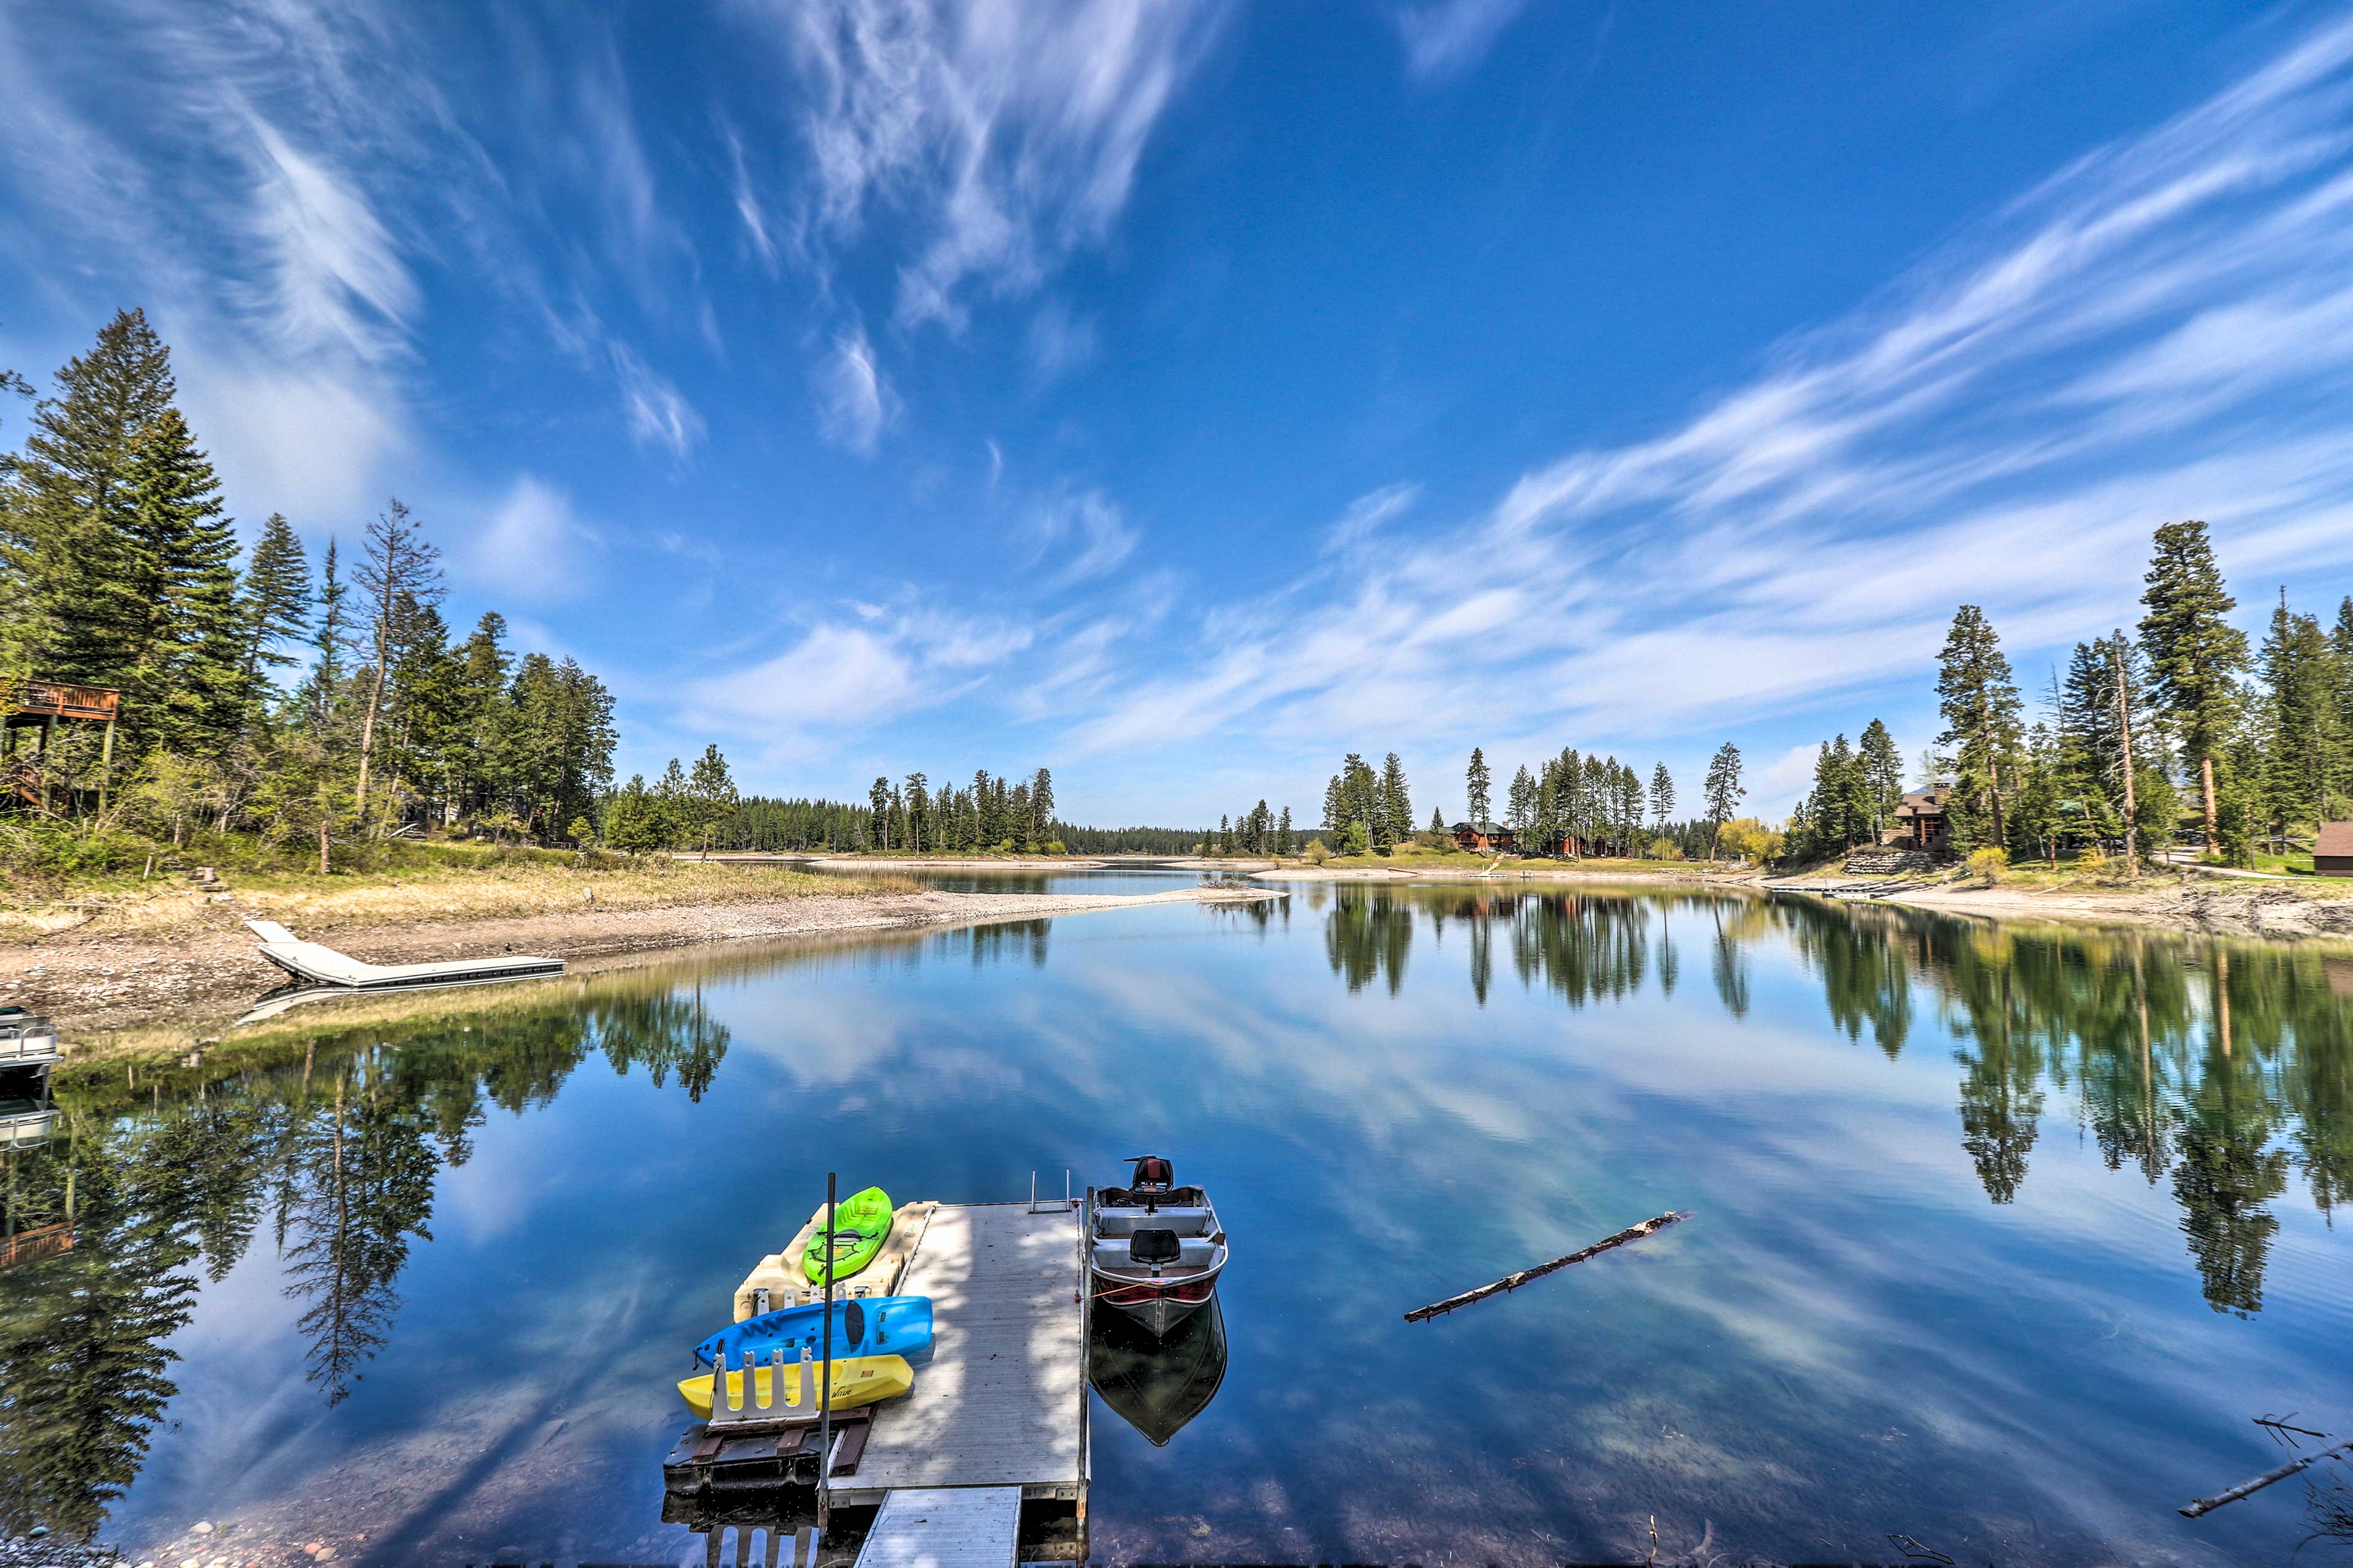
[676,1354,912,1420]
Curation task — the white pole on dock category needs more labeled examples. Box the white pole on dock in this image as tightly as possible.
[819,1169,836,1532]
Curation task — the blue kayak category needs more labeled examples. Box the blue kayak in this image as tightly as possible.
[694,1295,934,1369]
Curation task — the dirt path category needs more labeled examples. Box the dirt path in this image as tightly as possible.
[0,885,1276,1028]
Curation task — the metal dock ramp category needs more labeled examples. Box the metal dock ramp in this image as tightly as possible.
[854,1487,1023,1568]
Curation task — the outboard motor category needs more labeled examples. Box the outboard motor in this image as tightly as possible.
[1125,1154,1175,1213]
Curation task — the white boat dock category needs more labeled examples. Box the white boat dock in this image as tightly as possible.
[244,918,563,990]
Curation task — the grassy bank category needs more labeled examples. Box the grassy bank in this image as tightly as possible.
[0,835,870,945]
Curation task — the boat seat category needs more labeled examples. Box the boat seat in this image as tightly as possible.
[1092,1237,1218,1271]
[1129,1229,1182,1266]
[1094,1206,1211,1237]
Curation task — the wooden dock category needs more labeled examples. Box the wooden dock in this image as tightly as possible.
[669,1195,1090,1567]
[835,1200,1088,1507]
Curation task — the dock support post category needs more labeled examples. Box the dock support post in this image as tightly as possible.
[819,1170,835,1533]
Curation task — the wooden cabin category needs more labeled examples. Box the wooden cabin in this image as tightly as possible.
[1889,782,1953,855]
[2318,822,2353,877]
[1451,820,1516,852]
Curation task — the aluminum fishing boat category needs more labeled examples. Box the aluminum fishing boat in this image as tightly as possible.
[1089,1155,1227,1338]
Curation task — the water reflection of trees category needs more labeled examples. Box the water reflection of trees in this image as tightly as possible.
[0,986,736,1539]
[1325,886,2353,1317]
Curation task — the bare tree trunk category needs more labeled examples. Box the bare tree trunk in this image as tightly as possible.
[319,816,331,876]
[2200,753,2218,846]
[355,660,385,814]
[2115,642,2139,877]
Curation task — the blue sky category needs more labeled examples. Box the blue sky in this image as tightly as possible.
[6,2,2353,827]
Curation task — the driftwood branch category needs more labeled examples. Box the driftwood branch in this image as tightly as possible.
[2180,1439,2353,1518]
[1404,1211,1690,1322]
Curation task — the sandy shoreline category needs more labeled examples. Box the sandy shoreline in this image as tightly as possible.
[0,884,1276,1030]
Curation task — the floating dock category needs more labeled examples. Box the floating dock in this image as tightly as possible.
[244,918,563,991]
[668,1194,1089,1568]
[835,1201,1088,1507]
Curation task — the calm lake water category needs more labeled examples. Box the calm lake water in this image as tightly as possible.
[6,887,2353,1566]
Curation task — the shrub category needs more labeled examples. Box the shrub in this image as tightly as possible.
[2075,843,2107,873]
[1045,840,1066,855]
[1967,846,2009,884]
[1303,838,1330,865]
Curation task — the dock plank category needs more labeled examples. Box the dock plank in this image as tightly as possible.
[853,1487,1021,1568]
[838,1202,1084,1503]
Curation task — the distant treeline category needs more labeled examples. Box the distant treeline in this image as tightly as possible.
[1048,821,1201,855]
[696,775,1199,855]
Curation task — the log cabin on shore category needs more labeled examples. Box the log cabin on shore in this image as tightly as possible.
[2318,822,2353,877]
[1450,820,1515,852]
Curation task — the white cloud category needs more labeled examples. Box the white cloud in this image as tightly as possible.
[1395,0,1531,84]
[690,624,917,730]
[1322,483,1420,556]
[683,602,1033,745]
[746,0,1231,331]
[461,475,596,602]
[813,325,896,454]
[1023,488,1138,587]
[725,126,781,274]
[1025,300,1099,379]
[1060,17,2353,774]
[183,354,409,521]
[612,342,706,458]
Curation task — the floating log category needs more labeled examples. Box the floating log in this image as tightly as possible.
[2180,1438,2353,1517]
[1404,1210,1690,1322]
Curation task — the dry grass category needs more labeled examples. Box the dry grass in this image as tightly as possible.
[0,846,876,945]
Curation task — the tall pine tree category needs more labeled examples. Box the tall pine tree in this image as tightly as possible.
[1934,605,2023,851]
[2139,520,2247,842]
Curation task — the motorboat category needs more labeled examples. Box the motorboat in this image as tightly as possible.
[1089,1155,1227,1338]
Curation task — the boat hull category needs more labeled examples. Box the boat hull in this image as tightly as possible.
[1091,1265,1222,1338]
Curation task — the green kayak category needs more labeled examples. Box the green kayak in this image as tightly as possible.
[803,1186,893,1285]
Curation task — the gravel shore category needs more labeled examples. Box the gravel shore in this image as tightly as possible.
[0,885,1276,1030]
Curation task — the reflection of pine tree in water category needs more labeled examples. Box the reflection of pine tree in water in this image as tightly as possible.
[0,974,778,1537]
[2170,1043,2287,1318]
[1510,895,1650,1006]
[1798,906,1913,1058]
[589,985,735,1102]
[1955,1025,2045,1205]
[277,1057,440,1404]
[0,1125,200,1541]
[1324,889,1413,996]
[961,918,1053,972]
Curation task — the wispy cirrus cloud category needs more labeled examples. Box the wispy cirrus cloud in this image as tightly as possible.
[1022,488,1138,588]
[1063,17,2353,778]
[813,325,898,455]
[1395,0,1531,84]
[754,0,1232,331]
[613,343,707,460]
[0,0,710,511]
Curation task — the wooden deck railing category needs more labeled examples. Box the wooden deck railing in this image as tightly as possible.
[0,1223,75,1270]
[2,680,121,722]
